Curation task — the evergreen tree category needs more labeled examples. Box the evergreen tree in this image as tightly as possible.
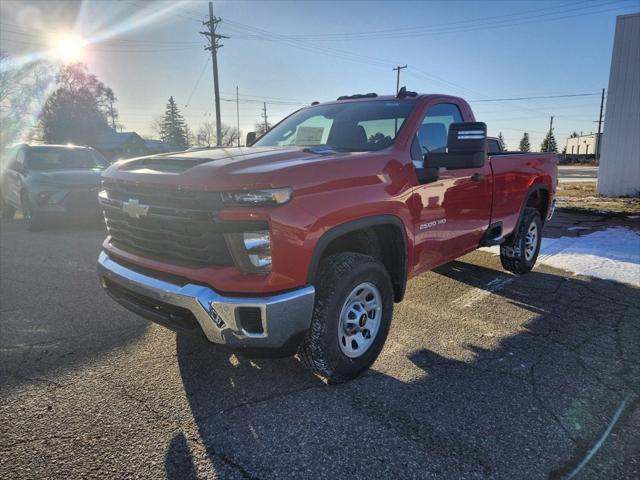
[540,130,558,152]
[160,96,188,150]
[519,132,531,152]
[497,132,507,151]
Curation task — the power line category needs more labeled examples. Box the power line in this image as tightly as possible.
[225,0,631,41]
[470,92,602,102]
[184,57,210,108]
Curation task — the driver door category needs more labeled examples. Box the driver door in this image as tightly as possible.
[412,102,492,270]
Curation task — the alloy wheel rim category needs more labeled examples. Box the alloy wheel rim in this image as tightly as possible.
[337,282,382,358]
[524,222,538,261]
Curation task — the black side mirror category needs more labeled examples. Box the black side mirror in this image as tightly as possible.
[246,132,257,146]
[425,122,487,170]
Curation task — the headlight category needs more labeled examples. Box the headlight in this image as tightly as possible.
[220,188,292,206]
[36,191,56,206]
[224,230,272,273]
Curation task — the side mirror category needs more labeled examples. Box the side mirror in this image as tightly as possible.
[425,122,487,170]
[246,132,257,146]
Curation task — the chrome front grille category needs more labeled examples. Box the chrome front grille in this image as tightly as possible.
[100,181,233,267]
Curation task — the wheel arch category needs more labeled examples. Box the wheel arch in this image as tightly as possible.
[306,215,408,302]
[518,183,550,228]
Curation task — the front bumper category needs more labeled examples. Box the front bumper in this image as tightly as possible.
[28,187,101,218]
[97,252,315,353]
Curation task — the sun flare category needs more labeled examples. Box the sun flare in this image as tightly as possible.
[53,34,85,62]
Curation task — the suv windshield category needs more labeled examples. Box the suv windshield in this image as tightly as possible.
[26,148,109,171]
[254,99,418,152]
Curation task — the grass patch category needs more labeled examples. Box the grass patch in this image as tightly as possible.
[556,182,640,214]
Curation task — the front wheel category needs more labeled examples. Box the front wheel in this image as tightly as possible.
[21,194,45,232]
[500,207,542,274]
[298,252,394,383]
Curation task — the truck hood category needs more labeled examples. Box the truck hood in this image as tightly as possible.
[104,146,366,190]
[30,169,103,187]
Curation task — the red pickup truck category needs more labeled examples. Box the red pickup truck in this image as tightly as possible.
[98,91,557,382]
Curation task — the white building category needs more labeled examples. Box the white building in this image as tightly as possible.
[597,13,640,197]
[565,133,600,157]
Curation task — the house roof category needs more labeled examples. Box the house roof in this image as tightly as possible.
[94,130,144,149]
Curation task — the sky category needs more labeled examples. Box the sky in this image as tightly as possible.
[1,0,639,149]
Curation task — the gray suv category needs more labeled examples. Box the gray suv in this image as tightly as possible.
[0,144,109,231]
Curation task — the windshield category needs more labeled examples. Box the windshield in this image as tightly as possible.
[26,148,109,171]
[254,99,418,152]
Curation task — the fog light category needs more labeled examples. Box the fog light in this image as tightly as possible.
[248,253,272,269]
[224,230,272,273]
[36,191,56,206]
[243,231,270,251]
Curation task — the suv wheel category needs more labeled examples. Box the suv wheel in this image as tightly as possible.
[21,193,44,232]
[0,194,16,219]
[299,252,393,383]
[500,207,542,274]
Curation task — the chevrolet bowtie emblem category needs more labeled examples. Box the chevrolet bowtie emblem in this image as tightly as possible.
[122,199,149,219]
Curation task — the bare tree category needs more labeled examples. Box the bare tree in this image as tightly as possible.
[1,52,55,148]
[150,115,163,138]
[254,120,272,137]
[196,121,240,147]
[196,121,215,147]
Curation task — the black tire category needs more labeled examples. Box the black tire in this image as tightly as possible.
[21,193,45,232]
[500,207,542,274]
[0,194,16,219]
[298,252,394,383]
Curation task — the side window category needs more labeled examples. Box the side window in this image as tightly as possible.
[487,139,501,154]
[417,103,463,155]
[14,150,25,170]
[410,135,423,168]
[4,148,18,170]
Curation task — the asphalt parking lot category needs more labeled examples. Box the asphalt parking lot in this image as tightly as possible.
[1,217,638,479]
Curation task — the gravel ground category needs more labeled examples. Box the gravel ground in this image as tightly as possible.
[1,216,638,479]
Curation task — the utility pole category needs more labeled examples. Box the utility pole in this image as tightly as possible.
[262,102,268,133]
[393,65,407,94]
[108,99,116,130]
[596,88,605,161]
[236,86,240,146]
[201,2,228,146]
[547,115,554,152]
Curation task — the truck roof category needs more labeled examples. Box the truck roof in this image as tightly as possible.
[323,92,468,106]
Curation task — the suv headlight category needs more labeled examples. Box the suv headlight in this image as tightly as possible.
[224,230,272,273]
[220,188,292,206]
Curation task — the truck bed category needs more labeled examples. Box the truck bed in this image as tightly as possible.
[488,152,558,236]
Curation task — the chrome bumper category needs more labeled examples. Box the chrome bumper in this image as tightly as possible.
[97,252,315,351]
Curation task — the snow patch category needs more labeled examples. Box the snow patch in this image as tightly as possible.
[481,228,640,287]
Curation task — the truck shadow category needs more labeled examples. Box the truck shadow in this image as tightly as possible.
[170,263,639,479]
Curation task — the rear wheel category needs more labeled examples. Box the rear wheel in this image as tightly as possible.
[500,207,542,274]
[0,194,16,219]
[298,252,393,383]
[21,193,45,232]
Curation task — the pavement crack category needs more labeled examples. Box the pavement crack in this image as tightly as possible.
[214,382,326,416]
[188,435,260,480]
[528,360,578,444]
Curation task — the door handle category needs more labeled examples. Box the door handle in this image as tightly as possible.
[470,173,484,182]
